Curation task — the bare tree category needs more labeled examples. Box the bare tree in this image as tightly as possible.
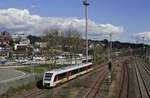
[92,44,106,64]
[42,29,61,67]
[65,29,83,64]
[42,28,83,66]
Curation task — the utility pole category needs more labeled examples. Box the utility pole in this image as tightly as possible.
[83,0,89,63]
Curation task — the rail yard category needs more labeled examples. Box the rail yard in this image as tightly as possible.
[0,56,149,98]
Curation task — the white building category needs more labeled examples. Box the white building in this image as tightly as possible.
[12,32,30,45]
[35,42,47,48]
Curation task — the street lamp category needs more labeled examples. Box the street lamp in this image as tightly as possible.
[83,0,90,63]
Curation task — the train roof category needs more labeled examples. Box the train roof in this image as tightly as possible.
[45,63,92,75]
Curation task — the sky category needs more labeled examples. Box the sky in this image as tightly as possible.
[0,0,150,42]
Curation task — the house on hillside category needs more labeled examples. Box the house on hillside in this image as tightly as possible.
[33,41,48,57]
[13,43,32,59]
[12,32,30,44]
[12,32,32,59]
[0,32,13,58]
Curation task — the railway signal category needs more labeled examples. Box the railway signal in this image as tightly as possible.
[141,36,148,57]
[108,33,112,82]
[108,33,112,70]
[142,37,145,57]
[108,61,112,71]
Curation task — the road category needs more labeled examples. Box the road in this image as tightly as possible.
[0,68,25,83]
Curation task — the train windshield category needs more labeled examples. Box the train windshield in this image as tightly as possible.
[44,73,53,81]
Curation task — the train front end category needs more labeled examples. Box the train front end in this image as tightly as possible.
[43,72,54,87]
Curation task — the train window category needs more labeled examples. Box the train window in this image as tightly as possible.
[57,72,67,80]
[84,67,87,70]
[88,59,92,62]
[80,66,87,72]
[44,73,53,81]
[82,59,92,63]
[82,60,86,63]
[88,65,92,69]
[71,69,79,75]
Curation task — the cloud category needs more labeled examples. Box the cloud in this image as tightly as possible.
[133,32,150,40]
[0,8,124,37]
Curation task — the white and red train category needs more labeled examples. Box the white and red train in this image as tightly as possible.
[43,63,93,87]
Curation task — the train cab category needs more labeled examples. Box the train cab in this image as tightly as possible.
[43,72,54,87]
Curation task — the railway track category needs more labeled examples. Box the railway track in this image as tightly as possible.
[134,58,150,98]
[82,68,108,98]
[108,57,150,98]
[22,88,45,98]
[142,61,150,76]
[142,59,150,71]
[118,62,129,98]
[137,59,150,97]
[82,57,129,98]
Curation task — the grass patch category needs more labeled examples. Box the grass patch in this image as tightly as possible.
[16,66,47,74]
[16,64,71,74]
[0,81,37,98]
